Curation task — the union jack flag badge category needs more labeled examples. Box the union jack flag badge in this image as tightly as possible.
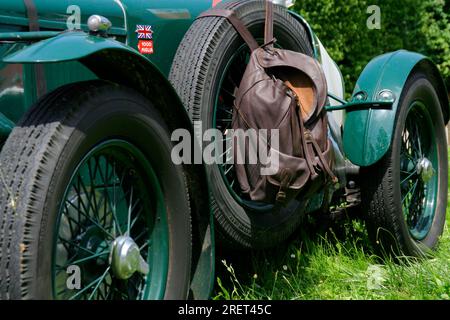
[136,25,153,39]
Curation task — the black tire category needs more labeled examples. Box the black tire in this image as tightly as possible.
[169,0,314,250]
[0,81,192,300]
[361,71,448,258]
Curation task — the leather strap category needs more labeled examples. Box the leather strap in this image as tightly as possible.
[198,9,259,52]
[309,136,338,184]
[198,1,275,52]
[23,0,39,31]
[23,0,47,97]
[289,96,302,157]
[297,107,319,180]
[264,0,274,48]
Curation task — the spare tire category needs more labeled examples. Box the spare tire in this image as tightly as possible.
[169,0,314,249]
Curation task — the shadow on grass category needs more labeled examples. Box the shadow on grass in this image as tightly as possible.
[213,210,376,299]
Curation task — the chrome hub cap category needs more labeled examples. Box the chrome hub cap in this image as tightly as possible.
[416,157,435,183]
[110,236,149,280]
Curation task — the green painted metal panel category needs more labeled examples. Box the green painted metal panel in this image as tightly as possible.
[0,0,233,75]
[44,61,97,94]
[343,50,426,166]
[0,0,126,36]
[121,0,232,76]
[0,31,60,41]
[1,34,96,125]
[3,31,134,63]
[0,111,14,138]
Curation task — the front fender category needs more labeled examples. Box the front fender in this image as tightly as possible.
[343,50,449,167]
[3,31,214,300]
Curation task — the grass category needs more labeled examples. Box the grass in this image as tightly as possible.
[212,156,450,300]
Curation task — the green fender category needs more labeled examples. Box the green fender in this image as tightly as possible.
[343,50,449,167]
[3,31,215,300]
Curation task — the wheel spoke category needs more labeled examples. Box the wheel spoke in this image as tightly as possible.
[76,173,100,222]
[415,121,423,158]
[219,146,233,159]
[225,165,234,175]
[58,238,96,256]
[218,105,233,116]
[87,158,101,219]
[221,88,235,99]
[140,239,151,251]
[129,207,143,231]
[405,179,418,202]
[97,157,123,235]
[58,250,110,269]
[65,200,115,240]
[127,186,134,236]
[134,228,149,242]
[69,266,111,300]
[71,181,91,221]
[401,171,417,184]
[87,266,111,300]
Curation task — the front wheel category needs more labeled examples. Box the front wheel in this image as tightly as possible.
[0,81,192,300]
[361,71,448,257]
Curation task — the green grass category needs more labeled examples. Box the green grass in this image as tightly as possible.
[213,156,450,300]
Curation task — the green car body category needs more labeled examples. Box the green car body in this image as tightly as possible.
[344,50,449,167]
[0,0,448,299]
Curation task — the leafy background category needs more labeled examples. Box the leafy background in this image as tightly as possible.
[293,0,450,96]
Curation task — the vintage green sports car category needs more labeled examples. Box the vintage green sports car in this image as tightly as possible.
[0,0,448,300]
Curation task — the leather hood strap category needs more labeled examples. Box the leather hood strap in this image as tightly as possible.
[23,0,47,97]
[198,1,274,52]
[264,0,274,48]
[198,9,259,51]
[23,0,40,31]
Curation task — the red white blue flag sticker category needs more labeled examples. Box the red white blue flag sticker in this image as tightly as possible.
[136,25,153,39]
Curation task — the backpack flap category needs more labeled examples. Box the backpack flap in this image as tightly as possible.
[256,49,328,123]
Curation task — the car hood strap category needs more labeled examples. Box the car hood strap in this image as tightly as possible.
[23,0,47,98]
[23,0,40,31]
[197,9,259,52]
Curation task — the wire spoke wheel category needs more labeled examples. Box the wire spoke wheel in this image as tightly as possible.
[400,102,438,240]
[53,140,168,300]
[0,81,191,300]
[361,72,447,257]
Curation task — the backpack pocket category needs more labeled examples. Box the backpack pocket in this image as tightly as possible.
[265,149,311,203]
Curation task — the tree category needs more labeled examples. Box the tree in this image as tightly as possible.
[293,0,450,96]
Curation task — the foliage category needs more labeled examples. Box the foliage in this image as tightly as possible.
[292,0,450,95]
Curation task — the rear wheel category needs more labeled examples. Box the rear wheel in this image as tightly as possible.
[361,72,448,257]
[0,81,192,299]
[170,0,314,249]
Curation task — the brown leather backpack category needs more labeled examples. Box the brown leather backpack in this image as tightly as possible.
[201,0,337,205]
